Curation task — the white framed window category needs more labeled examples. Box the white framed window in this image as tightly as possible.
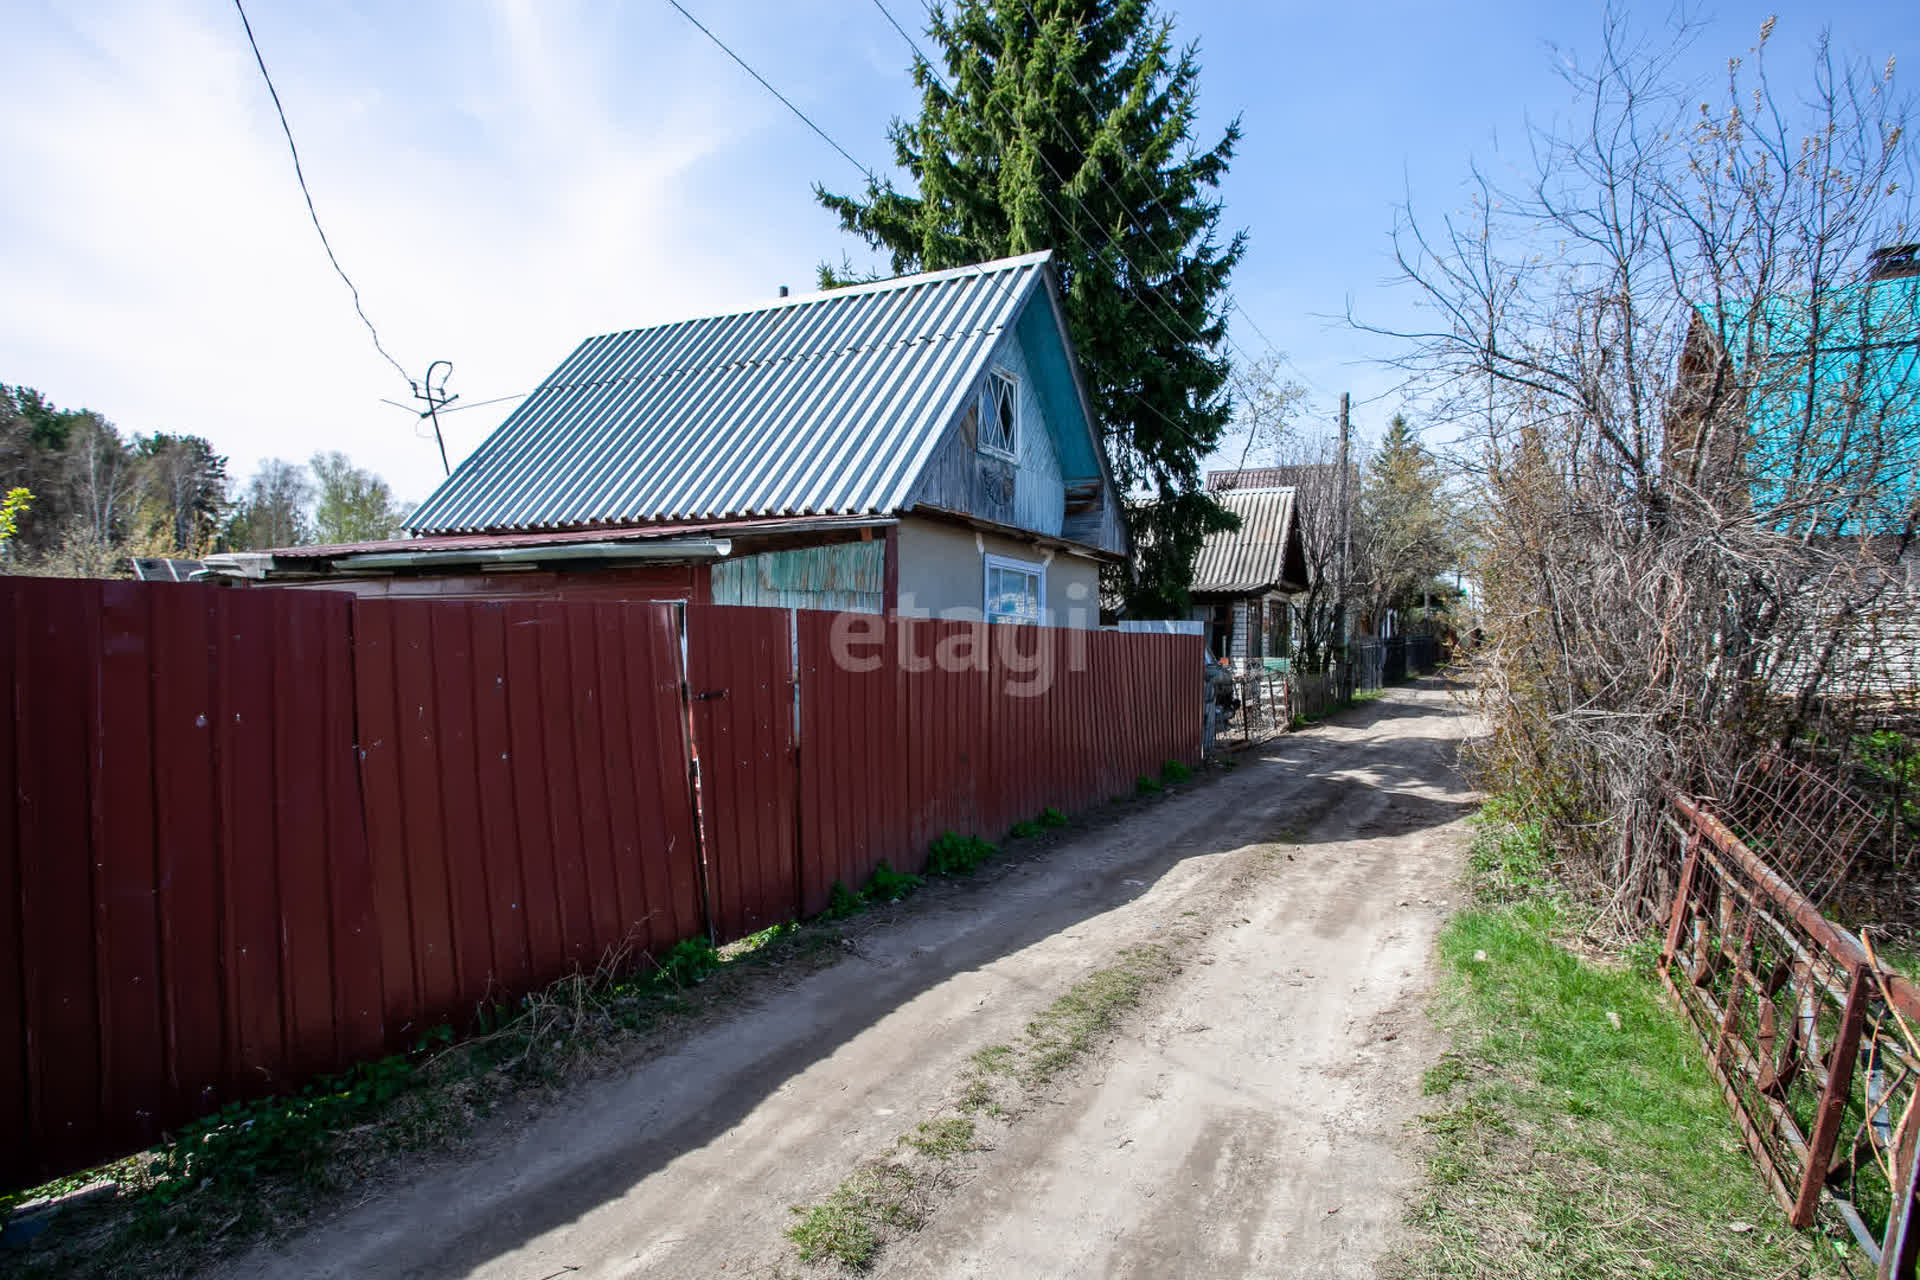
[983,552,1045,623]
[980,368,1019,460]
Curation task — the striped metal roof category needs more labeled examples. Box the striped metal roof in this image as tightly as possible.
[407,252,1054,534]
[1191,486,1307,594]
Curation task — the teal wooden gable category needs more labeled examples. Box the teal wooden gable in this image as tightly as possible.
[904,275,1124,554]
[1705,273,1919,533]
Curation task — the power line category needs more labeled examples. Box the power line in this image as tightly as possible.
[912,0,1322,400]
[441,2,1220,469]
[231,0,411,386]
[438,390,532,415]
[666,0,876,182]
[869,3,1225,372]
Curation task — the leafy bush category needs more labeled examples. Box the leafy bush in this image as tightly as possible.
[1040,806,1068,828]
[1009,819,1042,839]
[864,861,924,903]
[823,880,863,920]
[1135,774,1162,796]
[145,1037,437,1204]
[1160,759,1193,783]
[927,830,997,875]
[655,936,720,987]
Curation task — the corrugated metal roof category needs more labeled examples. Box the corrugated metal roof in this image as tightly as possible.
[1191,486,1305,594]
[268,515,887,560]
[407,252,1054,535]
[1207,464,1355,492]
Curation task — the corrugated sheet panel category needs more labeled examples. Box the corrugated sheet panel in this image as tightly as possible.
[408,253,1053,534]
[1192,486,1301,593]
[1207,464,1354,493]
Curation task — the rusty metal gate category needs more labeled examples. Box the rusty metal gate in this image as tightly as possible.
[1657,759,1920,1277]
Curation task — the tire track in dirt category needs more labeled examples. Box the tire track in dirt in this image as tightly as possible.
[214,679,1475,1280]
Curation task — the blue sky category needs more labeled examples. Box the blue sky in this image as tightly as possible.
[1,0,1911,504]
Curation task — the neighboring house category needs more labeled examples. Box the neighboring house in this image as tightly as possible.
[1187,473,1309,671]
[1666,243,1920,702]
[1207,462,1355,661]
[1668,243,1919,529]
[203,252,1127,624]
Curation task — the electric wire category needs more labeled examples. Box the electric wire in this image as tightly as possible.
[653,0,1219,463]
[665,0,877,183]
[873,0,1263,392]
[231,0,412,387]
[433,1,1234,470]
[906,0,1334,402]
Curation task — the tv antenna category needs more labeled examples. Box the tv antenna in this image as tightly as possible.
[383,359,458,474]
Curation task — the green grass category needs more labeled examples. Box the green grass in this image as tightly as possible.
[4,920,842,1279]
[1160,759,1193,784]
[899,1117,976,1159]
[926,830,997,876]
[1039,806,1069,829]
[1134,774,1162,796]
[786,1164,921,1268]
[823,880,864,920]
[1391,808,1844,1280]
[791,946,1182,1271]
[864,861,924,904]
[1021,946,1176,1084]
[1009,819,1043,839]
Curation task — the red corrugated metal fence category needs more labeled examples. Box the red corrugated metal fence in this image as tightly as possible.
[2,581,1201,1188]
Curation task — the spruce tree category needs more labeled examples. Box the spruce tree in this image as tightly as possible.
[817,0,1244,615]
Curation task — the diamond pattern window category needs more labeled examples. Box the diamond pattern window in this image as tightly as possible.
[981,370,1019,459]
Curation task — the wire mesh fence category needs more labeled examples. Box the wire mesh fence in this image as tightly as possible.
[1657,755,1920,1277]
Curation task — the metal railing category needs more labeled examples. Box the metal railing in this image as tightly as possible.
[1656,758,1920,1277]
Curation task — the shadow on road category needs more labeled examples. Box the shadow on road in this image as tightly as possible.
[222,678,1480,1280]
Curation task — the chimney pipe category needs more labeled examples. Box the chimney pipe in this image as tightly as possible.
[778,285,789,297]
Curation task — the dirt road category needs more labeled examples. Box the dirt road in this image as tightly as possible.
[217,678,1478,1280]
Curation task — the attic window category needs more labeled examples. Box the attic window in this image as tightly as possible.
[980,369,1019,460]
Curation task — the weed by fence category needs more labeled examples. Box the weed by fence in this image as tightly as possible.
[1,579,1200,1192]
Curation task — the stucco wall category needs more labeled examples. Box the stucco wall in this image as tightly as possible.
[895,515,1101,628]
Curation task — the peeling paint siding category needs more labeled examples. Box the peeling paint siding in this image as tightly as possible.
[997,330,1067,535]
[906,324,1067,536]
[710,541,884,613]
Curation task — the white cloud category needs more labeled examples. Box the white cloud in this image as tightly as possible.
[0,0,891,504]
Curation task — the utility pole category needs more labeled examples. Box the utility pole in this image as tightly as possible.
[1334,391,1351,680]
